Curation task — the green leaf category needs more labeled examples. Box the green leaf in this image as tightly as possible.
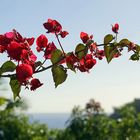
[0,61,16,75]
[51,49,63,64]
[104,44,118,63]
[130,53,139,61]
[104,34,114,45]
[104,34,115,63]
[52,65,67,88]
[75,43,87,59]
[66,62,76,72]
[10,76,21,100]
[0,97,7,106]
[119,39,130,47]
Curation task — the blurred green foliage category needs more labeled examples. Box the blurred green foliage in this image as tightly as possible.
[55,99,140,140]
[0,97,51,140]
[1,81,140,140]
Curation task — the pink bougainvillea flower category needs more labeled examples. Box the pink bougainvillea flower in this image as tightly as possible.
[78,54,97,72]
[36,34,48,52]
[89,43,97,52]
[0,35,11,47]
[66,53,78,65]
[16,64,33,84]
[94,50,105,60]
[0,35,9,53]
[43,19,62,33]
[7,41,24,61]
[0,30,35,54]
[85,54,93,60]
[44,42,56,59]
[79,58,85,65]
[59,31,69,38]
[20,49,37,64]
[85,59,96,69]
[20,49,29,60]
[12,29,35,47]
[78,64,87,72]
[30,78,43,91]
[84,54,96,69]
[5,32,15,40]
[112,23,119,33]
[0,45,6,53]
[80,32,93,44]
[80,32,89,44]
[25,37,35,46]
[29,51,37,62]
[13,29,24,43]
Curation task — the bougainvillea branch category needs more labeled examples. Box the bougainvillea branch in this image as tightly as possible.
[55,33,65,54]
[0,20,139,99]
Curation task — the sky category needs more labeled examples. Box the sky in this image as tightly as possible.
[1,0,140,113]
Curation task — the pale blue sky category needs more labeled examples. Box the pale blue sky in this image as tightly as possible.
[1,0,140,113]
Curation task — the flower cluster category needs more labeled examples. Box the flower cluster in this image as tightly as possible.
[43,19,69,38]
[36,19,69,59]
[0,30,43,91]
[76,32,105,72]
[36,35,56,59]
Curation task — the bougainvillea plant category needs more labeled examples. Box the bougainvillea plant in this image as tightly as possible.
[0,19,139,99]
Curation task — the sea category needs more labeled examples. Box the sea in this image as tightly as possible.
[28,113,70,129]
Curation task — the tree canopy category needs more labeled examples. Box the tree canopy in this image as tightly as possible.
[1,96,140,140]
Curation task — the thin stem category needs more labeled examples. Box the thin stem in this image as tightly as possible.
[36,59,47,71]
[34,56,65,73]
[0,74,16,78]
[34,63,54,73]
[115,33,118,42]
[55,33,65,54]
